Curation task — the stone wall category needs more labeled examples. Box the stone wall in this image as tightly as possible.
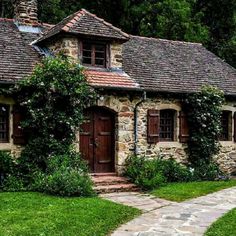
[79,93,236,175]
[46,36,124,69]
[110,43,123,68]
[47,36,79,61]
[14,0,38,25]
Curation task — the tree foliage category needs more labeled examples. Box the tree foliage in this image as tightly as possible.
[13,56,95,169]
[0,0,235,67]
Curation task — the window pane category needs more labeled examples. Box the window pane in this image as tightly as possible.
[83,57,92,65]
[95,45,105,52]
[83,43,92,50]
[160,110,174,141]
[220,111,231,141]
[82,42,106,67]
[0,104,9,142]
[95,59,105,66]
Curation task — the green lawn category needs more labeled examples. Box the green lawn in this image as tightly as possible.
[205,208,236,236]
[0,192,141,236]
[151,180,236,202]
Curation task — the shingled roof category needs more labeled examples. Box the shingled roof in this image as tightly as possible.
[123,36,236,96]
[0,18,41,82]
[0,12,235,96]
[34,9,129,44]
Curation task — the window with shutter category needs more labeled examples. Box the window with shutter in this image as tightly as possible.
[179,111,189,143]
[160,109,175,141]
[147,109,160,143]
[0,104,9,143]
[220,111,232,141]
[12,105,26,145]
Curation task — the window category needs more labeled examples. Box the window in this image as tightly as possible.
[0,104,9,143]
[220,111,232,141]
[160,109,175,141]
[82,42,106,67]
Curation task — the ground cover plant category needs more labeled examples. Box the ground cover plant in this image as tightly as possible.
[205,208,236,236]
[0,192,141,236]
[151,180,236,202]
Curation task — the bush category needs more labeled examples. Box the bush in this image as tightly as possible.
[2,175,26,192]
[192,161,223,181]
[31,151,95,197]
[125,156,193,190]
[0,151,16,188]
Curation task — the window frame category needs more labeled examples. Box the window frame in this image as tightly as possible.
[0,104,10,143]
[220,110,232,141]
[82,41,107,68]
[159,109,176,142]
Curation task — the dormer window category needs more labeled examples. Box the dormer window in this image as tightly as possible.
[82,42,106,67]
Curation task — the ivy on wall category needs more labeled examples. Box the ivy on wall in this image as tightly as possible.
[186,85,225,174]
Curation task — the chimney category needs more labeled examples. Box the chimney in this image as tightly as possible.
[14,0,38,25]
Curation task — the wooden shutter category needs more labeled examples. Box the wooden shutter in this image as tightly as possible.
[12,105,26,145]
[179,111,189,143]
[234,112,236,142]
[147,109,160,143]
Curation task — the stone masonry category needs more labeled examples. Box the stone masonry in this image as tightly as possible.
[45,34,236,175]
[14,0,38,25]
[75,93,236,175]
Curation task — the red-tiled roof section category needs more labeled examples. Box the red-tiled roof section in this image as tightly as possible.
[85,70,140,90]
[35,9,129,44]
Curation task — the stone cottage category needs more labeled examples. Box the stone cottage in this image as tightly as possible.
[0,0,236,175]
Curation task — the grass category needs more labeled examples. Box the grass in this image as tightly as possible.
[0,192,141,236]
[205,208,236,236]
[151,180,236,202]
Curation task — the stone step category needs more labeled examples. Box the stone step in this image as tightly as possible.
[92,176,130,186]
[90,172,117,177]
[94,183,139,194]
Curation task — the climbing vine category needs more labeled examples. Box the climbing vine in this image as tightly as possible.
[186,85,225,178]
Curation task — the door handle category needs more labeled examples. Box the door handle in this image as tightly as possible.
[94,138,99,148]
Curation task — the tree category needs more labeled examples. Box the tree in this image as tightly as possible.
[194,0,236,67]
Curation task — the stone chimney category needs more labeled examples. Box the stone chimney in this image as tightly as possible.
[14,0,38,25]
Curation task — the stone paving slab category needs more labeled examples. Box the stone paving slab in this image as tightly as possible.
[100,192,172,212]
[102,187,236,236]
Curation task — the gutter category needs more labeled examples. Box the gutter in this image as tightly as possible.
[134,91,146,156]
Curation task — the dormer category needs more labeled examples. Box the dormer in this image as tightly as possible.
[33,9,130,70]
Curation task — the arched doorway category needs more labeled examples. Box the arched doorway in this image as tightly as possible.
[80,106,115,173]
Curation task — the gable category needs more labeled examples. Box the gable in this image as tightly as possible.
[34,9,129,44]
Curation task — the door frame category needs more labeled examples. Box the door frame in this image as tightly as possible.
[80,106,116,173]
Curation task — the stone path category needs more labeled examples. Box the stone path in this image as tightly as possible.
[101,187,236,236]
[100,192,172,212]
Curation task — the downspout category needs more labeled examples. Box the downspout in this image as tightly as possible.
[134,91,146,156]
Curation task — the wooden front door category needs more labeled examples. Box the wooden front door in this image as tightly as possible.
[80,107,115,173]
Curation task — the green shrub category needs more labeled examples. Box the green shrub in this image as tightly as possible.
[192,161,223,181]
[2,175,25,192]
[125,156,192,190]
[0,151,16,187]
[158,159,193,182]
[31,152,95,197]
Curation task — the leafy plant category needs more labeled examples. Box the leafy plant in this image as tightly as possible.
[125,155,193,190]
[31,151,94,197]
[186,85,225,178]
[3,56,96,196]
